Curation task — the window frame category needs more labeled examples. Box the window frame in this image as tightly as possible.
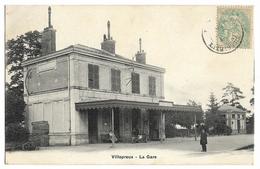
[131,72,140,94]
[111,69,121,92]
[88,64,99,89]
[149,76,156,96]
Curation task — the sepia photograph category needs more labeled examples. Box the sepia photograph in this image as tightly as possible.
[4,4,255,165]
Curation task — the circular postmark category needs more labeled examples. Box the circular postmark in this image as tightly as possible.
[202,16,244,54]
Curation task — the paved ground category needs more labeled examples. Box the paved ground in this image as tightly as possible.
[5,134,254,165]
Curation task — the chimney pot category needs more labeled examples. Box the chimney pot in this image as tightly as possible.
[101,21,115,54]
[40,6,56,56]
[135,38,146,64]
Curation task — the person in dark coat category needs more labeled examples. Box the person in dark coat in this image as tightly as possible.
[200,128,207,152]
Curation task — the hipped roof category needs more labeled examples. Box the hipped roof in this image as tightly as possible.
[22,44,165,73]
[218,104,245,113]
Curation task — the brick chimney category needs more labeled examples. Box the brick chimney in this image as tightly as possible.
[40,6,56,56]
[101,21,116,54]
[135,38,146,64]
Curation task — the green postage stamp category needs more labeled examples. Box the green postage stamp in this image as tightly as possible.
[217,6,253,49]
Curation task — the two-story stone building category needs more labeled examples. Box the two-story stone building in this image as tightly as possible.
[22,7,202,145]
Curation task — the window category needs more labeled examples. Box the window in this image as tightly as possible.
[149,76,156,96]
[131,72,140,94]
[242,114,245,119]
[111,69,121,92]
[88,64,99,89]
[237,114,240,119]
[232,114,235,119]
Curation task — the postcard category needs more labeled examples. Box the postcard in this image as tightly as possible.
[4,5,254,165]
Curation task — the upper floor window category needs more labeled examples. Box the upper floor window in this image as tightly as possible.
[242,114,245,119]
[111,69,121,92]
[237,114,241,119]
[232,114,235,119]
[131,72,140,94]
[149,76,156,96]
[88,64,99,89]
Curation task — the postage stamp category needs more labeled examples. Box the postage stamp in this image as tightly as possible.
[217,6,253,49]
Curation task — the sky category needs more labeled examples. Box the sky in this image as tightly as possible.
[5,5,254,110]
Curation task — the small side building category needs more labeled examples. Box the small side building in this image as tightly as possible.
[218,104,246,134]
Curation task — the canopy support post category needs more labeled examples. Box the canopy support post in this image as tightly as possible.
[160,111,166,143]
[194,113,197,141]
[111,107,115,147]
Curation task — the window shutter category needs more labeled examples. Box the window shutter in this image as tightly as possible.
[94,65,99,89]
[111,69,121,92]
[88,64,99,89]
[88,64,93,88]
[149,76,156,96]
[132,72,140,94]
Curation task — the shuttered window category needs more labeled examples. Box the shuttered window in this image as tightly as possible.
[111,69,121,92]
[88,64,99,89]
[149,76,156,96]
[131,72,140,94]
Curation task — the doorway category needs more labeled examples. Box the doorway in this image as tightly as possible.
[149,111,160,140]
[237,120,241,133]
[88,109,98,143]
[132,109,141,134]
[114,108,120,140]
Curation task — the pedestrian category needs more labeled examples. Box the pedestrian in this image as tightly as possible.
[200,128,207,152]
[109,130,117,147]
[132,128,139,143]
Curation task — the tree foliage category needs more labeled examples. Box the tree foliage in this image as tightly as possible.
[250,87,254,106]
[246,114,254,134]
[6,30,41,96]
[247,87,254,134]
[165,100,203,137]
[5,88,26,124]
[207,92,219,114]
[205,92,231,135]
[220,82,245,110]
[6,30,41,125]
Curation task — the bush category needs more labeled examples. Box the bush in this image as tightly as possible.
[22,141,37,151]
[246,114,254,134]
[207,124,232,136]
[223,125,232,135]
[166,124,190,138]
[5,122,29,143]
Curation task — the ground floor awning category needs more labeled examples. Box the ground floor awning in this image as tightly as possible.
[75,99,202,113]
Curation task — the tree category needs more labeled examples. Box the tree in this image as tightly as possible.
[5,31,41,147]
[187,99,201,106]
[165,100,203,137]
[6,30,41,124]
[5,87,25,124]
[205,92,231,135]
[6,30,41,96]
[221,82,245,110]
[207,92,219,114]
[247,86,254,134]
[250,87,254,106]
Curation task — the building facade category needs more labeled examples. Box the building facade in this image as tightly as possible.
[218,104,247,134]
[22,7,202,145]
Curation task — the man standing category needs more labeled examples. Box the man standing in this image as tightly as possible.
[200,128,208,152]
